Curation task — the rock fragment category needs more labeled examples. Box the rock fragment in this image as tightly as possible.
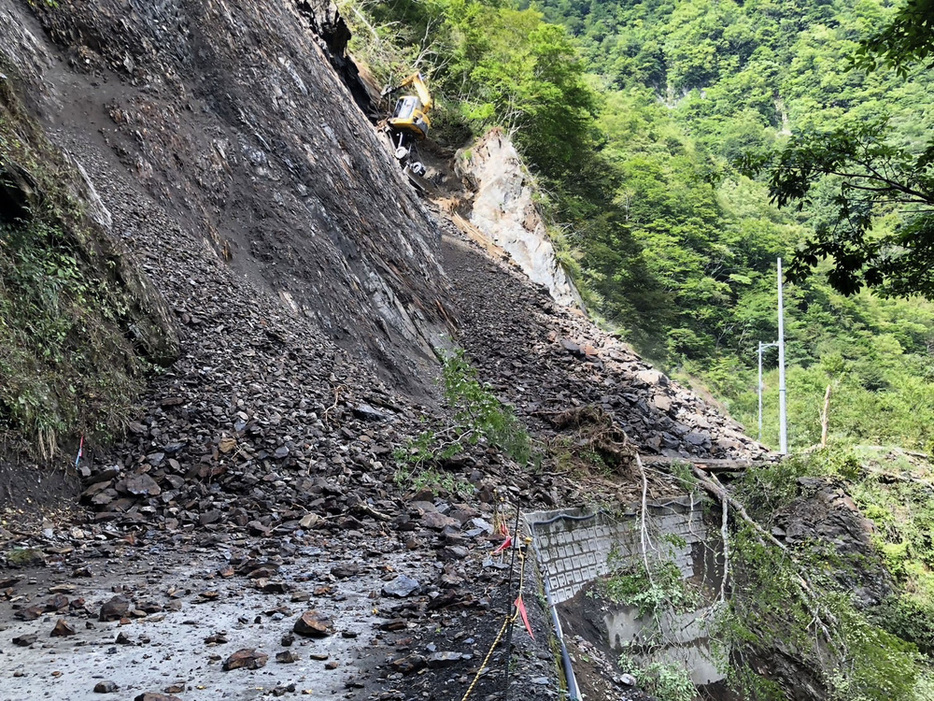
[14,605,43,621]
[293,610,334,637]
[99,596,130,621]
[223,648,269,670]
[51,618,76,637]
[381,574,420,598]
[427,651,465,668]
[390,654,427,674]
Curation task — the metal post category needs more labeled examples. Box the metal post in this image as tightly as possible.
[758,342,764,442]
[757,341,778,445]
[777,258,788,454]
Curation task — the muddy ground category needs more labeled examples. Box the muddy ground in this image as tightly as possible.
[1,496,562,701]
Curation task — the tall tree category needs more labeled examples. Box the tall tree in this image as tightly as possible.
[755,0,934,298]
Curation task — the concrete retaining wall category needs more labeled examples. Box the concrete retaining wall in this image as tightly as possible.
[526,497,725,686]
[526,496,706,605]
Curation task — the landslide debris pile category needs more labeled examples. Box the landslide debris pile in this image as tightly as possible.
[0,0,453,523]
[0,0,765,533]
[441,231,766,469]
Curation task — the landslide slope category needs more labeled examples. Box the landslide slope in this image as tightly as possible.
[3,0,448,392]
[0,1,770,699]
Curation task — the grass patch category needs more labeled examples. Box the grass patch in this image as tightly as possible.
[5,547,43,567]
[393,348,532,494]
[0,64,171,459]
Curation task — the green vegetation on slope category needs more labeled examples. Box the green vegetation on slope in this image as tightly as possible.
[344,0,596,179]
[393,348,532,494]
[528,0,934,447]
[723,447,934,700]
[0,69,158,458]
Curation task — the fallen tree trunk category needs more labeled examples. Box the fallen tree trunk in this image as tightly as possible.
[690,464,838,648]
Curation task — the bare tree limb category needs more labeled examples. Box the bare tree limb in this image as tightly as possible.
[635,453,655,589]
[719,493,729,604]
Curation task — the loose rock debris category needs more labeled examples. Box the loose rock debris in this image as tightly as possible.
[223,648,270,671]
[293,609,334,637]
[0,2,770,701]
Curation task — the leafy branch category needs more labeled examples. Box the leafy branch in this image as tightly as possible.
[393,349,533,491]
[740,120,934,297]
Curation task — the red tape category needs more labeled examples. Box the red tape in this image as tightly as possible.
[493,536,512,554]
[515,595,534,640]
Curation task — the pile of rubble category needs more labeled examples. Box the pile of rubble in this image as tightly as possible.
[441,229,767,464]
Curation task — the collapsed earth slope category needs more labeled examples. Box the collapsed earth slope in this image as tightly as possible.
[3,0,448,392]
[0,1,773,699]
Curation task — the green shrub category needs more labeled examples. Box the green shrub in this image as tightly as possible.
[618,656,695,701]
[601,559,699,617]
[393,348,533,492]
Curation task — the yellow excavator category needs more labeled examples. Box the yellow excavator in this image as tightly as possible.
[381,72,432,176]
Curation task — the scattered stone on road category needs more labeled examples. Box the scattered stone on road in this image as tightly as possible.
[222,648,269,671]
[294,609,334,637]
[382,574,420,598]
[99,596,130,622]
[51,618,76,637]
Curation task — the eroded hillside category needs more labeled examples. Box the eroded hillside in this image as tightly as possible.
[3,0,448,388]
[0,1,804,700]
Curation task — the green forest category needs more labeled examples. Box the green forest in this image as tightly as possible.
[343,0,934,453]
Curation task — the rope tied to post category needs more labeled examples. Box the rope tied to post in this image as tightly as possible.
[459,522,534,701]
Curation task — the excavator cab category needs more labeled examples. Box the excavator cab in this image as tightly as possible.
[389,96,431,140]
[381,72,433,176]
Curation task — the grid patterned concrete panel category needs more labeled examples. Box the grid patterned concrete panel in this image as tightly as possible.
[527,497,706,604]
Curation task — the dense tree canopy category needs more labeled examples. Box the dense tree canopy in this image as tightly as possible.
[755,0,934,299]
[856,0,934,74]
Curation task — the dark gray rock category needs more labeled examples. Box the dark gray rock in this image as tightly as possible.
[382,574,420,598]
[99,596,130,622]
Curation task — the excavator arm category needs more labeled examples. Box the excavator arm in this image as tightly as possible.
[381,72,433,110]
[398,72,432,110]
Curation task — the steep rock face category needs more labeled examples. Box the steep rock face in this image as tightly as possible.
[775,478,892,607]
[457,129,582,308]
[0,72,178,375]
[2,0,447,389]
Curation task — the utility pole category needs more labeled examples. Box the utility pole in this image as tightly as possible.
[757,341,778,443]
[777,258,788,454]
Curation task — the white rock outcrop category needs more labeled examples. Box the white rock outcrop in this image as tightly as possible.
[457,129,582,308]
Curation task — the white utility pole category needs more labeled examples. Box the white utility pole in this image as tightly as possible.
[757,341,778,443]
[777,258,788,454]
